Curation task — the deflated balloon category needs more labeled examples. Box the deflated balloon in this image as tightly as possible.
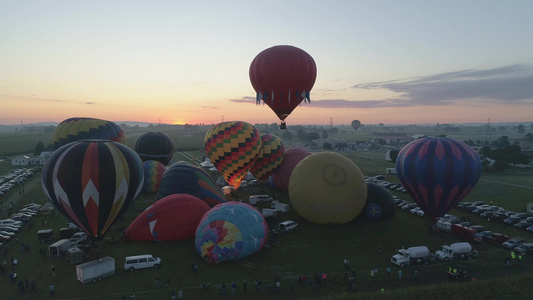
[396,137,482,223]
[156,161,226,206]
[195,202,268,263]
[125,194,210,241]
[204,121,262,189]
[141,160,166,193]
[271,147,311,191]
[363,183,396,220]
[52,117,125,150]
[41,140,143,240]
[289,152,367,224]
[250,134,285,182]
[135,132,175,166]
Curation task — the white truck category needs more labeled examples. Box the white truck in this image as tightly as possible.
[436,219,452,233]
[76,256,115,284]
[249,195,273,205]
[434,242,478,261]
[271,201,290,212]
[391,246,433,268]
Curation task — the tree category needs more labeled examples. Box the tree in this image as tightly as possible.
[306,132,320,141]
[296,129,306,140]
[282,131,293,139]
[34,141,45,156]
[517,124,525,134]
[322,130,329,139]
[525,133,533,143]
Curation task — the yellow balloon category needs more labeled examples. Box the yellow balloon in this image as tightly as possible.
[289,152,367,224]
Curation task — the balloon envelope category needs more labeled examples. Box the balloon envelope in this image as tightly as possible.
[351,120,361,130]
[249,45,317,121]
[125,194,210,241]
[271,147,311,191]
[141,160,166,193]
[250,134,285,182]
[41,140,144,239]
[204,121,262,189]
[363,183,396,220]
[289,152,367,224]
[396,137,481,222]
[135,132,175,166]
[52,117,125,150]
[156,162,226,206]
[195,202,268,263]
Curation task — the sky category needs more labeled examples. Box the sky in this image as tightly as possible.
[1,0,533,126]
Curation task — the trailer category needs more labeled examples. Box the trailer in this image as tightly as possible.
[270,201,290,212]
[76,257,115,284]
[49,239,73,257]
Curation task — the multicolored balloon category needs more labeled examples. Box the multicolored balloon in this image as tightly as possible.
[249,134,285,182]
[195,202,268,264]
[249,45,317,123]
[204,121,262,189]
[52,117,125,150]
[135,132,175,166]
[41,140,144,240]
[141,160,166,193]
[363,183,396,220]
[289,152,367,224]
[396,137,482,223]
[271,147,311,191]
[125,194,210,241]
[156,162,226,206]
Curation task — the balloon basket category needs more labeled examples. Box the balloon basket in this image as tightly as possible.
[280,122,286,130]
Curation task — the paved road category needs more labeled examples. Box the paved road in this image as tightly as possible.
[480,179,533,190]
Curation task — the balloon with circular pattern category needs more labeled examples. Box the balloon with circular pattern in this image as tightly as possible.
[195,202,268,263]
[289,152,367,224]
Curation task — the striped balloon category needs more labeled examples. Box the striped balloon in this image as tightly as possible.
[250,133,285,182]
[41,140,144,240]
[396,138,481,222]
[204,121,262,189]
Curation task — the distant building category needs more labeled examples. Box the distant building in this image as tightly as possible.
[12,151,53,166]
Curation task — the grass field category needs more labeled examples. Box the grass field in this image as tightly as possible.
[1,146,532,299]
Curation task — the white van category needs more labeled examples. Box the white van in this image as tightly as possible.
[278,220,298,233]
[124,254,161,271]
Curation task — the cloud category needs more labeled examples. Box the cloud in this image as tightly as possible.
[86,101,95,105]
[352,64,533,106]
[200,106,219,109]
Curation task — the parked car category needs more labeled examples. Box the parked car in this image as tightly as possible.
[526,225,533,233]
[503,216,521,225]
[469,225,485,233]
[514,220,532,230]
[401,203,418,211]
[514,243,533,256]
[410,207,422,214]
[478,231,493,240]
[503,238,524,249]
[485,233,509,244]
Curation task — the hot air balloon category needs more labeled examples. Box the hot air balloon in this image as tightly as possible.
[135,132,175,166]
[52,117,126,150]
[41,140,144,240]
[195,202,268,264]
[396,137,481,223]
[363,183,396,220]
[156,162,226,206]
[271,147,311,191]
[249,45,317,129]
[141,160,166,193]
[249,134,285,182]
[289,152,367,224]
[125,194,210,241]
[351,120,361,131]
[204,121,262,189]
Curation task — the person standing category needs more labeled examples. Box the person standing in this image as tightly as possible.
[243,279,247,292]
[30,280,37,293]
[49,284,55,297]
[178,290,183,300]
[398,269,402,279]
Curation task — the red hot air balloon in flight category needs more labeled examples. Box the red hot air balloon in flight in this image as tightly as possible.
[249,45,317,129]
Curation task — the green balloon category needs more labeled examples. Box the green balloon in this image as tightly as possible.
[289,152,367,224]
